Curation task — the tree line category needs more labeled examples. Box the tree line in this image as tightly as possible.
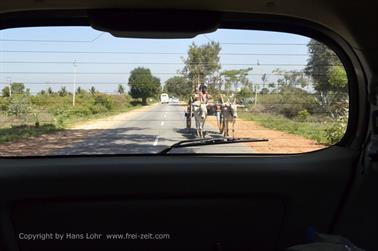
[162,39,348,119]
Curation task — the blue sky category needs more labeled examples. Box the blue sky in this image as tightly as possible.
[0,27,311,94]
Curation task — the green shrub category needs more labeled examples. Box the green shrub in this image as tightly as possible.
[94,94,114,111]
[3,90,137,129]
[7,94,32,117]
[324,114,348,145]
[0,124,60,143]
[296,109,310,122]
[259,87,317,118]
[71,106,92,116]
[236,87,254,104]
[0,97,9,111]
[90,104,109,114]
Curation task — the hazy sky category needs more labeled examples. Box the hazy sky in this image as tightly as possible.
[0,27,311,94]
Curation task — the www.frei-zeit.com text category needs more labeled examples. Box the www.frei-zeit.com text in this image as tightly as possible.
[18,232,171,241]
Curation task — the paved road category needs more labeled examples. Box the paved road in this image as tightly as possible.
[57,103,254,155]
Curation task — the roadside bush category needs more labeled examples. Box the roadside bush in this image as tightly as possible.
[53,107,71,127]
[259,87,317,118]
[236,87,254,105]
[296,109,310,122]
[324,114,348,145]
[7,94,32,117]
[71,105,93,117]
[90,104,109,114]
[112,94,132,108]
[94,94,114,111]
[247,104,266,113]
[3,90,136,129]
[0,97,9,111]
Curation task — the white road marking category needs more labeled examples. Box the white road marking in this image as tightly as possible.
[153,136,159,146]
[161,121,165,126]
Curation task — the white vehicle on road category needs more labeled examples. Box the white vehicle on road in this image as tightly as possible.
[160,93,169,104]
[168,96,179,104]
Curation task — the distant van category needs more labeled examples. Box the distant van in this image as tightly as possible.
[160,93,169,104]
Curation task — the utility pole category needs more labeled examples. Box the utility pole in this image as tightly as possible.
[255,59,260,106]
[72,60,77,107]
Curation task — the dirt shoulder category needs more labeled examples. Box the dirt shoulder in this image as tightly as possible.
[206,116,325,154]
[0,104,158,156]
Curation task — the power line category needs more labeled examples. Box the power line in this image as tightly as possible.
[90,33,105,42]
[220,42,308,45]
[203,34,213,42]
[0,61,337,67]
[0,72,339,76]
[0,35,308,46]
[0,33,105,43]
[0,50,308,56]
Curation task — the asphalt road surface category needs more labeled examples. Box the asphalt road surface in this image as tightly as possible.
[57,103,254,155]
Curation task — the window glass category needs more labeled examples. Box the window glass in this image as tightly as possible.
[0,27,349,156]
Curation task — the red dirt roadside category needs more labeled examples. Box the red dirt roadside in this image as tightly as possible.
[206,116,325,154]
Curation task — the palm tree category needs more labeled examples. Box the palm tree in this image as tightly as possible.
[118,84,125,94]
[47,87,54,95]
[58,87,68,97]
[90,86,97,96]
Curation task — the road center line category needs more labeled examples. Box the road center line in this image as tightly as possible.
[153,136,159,146]
[161,121,164,126]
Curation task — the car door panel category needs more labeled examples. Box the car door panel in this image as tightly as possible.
[0,146,360,250]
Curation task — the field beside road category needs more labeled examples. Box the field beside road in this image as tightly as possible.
[0,91,148,144]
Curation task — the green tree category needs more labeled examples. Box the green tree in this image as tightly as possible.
[304,39,347,116]
[273,68,309,88]
[76,87,86,95]
[7,94,31,117]
[260,88,269,95]
[163,76,191,98]
[58,87,68,97]
[222,68,253,94]
[305,39,341,93]
[89,86,97,96]
[182,41,221,93]
[38,90,46,95]
[236,87,254,104]
[327,65,349,117]
[328,65,348,91]
[128,67,161,105]
[118,84,125,94]
[261,73,268,88]
[2,82,26,97]
[47,87,54,95]
[268,82,276,91]
[2,86,10,97]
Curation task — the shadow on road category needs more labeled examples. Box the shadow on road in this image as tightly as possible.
[0,122,231,156]
[0,127,194,156]
[55,127,192,155]
[175,128,224,140]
